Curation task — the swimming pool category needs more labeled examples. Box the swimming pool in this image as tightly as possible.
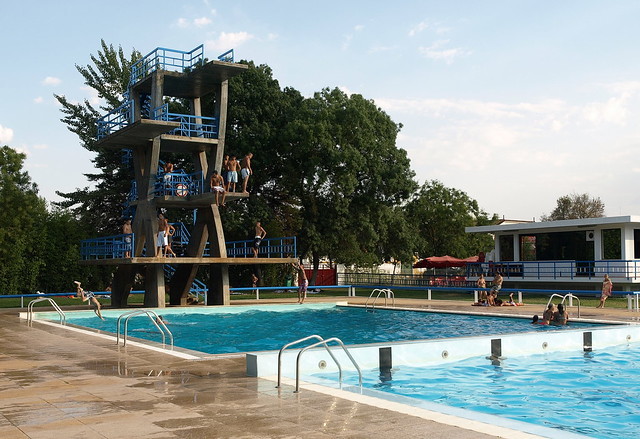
[33,303,599,354]
[312,343,640,439]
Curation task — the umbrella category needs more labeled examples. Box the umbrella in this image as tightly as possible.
[412,255,468,269]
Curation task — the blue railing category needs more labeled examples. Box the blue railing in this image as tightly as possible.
[129,45,205,86]
[151,104,219,138]
[81,234,296,260]
[225,237,297,258]
[153,170,204,197]
[96,99,134,139]
[217,49,234,62]
[466,260,640,281]
[81,234,134,260]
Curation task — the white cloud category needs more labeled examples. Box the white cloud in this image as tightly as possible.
[42,76,61,86]
[176,18,189,28]
[80,86,102,106]
[409,21,429,36]
[341,34,353,51]
[418,40,469,64]
[34,96,43,104]
[354,24,364,31]
[267,33,278,41]
[205,32,254,51]
[368,45,397,54]
[0,125,14,143]
[33,144,48,150]
[194,17,212,27]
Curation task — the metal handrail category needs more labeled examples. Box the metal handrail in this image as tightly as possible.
[562,294,581,318]
[27,298,66,325]
[276,335,340,388]
[365,288,395,309]
[295,337,362,393]
[544,293,566,312]
[116,310,173,349]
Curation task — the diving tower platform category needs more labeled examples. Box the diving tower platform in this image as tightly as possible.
[85,44,292,309]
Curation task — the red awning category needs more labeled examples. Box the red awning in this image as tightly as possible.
[413,255,468,269]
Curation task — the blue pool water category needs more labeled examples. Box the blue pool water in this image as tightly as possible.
[58,303,598,354]
[317,343,640,439]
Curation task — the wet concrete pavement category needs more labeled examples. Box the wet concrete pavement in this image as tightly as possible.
[0,297,637,438]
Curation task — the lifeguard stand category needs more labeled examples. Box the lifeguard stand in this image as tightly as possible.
[80,45,297,307]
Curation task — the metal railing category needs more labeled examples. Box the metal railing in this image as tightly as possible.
[339,272,473,288]
[81,233,134,260]
[116,309,173,349]
[96,99,134,139]
[153,170,204,197]
[151,104,218,138]
[217,49,234,62]
[27,297,66,325]
[546,293,581,318]
[466,260,640,280]
[294,337,362,393]
[365,288,395,310]
[225,236,297,258]
[130,45,205,86]
[276,335,340,389]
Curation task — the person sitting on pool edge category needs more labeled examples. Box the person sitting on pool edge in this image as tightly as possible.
[73,281,105,320]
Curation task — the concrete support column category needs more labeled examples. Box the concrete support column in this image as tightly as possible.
[144,265,166,308]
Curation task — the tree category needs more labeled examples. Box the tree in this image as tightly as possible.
[225,67,418,280]
[404,180,496,258]
[0,146,48,293]
[54,40,141,234]
[541,193,605,221]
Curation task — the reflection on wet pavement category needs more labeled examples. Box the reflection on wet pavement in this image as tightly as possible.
[0,302,552,439]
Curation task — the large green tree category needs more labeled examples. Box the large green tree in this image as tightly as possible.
[54,40,141,234]
[541,193,605,221]
[0,146,47,293]
[405,180,496,258]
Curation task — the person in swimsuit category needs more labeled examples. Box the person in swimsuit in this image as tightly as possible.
[226,156,239,192]
[597,274,613,308]
[209,170,226,206]
[155,214,169,257]
[542,303,555,324]
[73,281,104,320]
[252,221,266,257]
[240,152,253,193]
[293,262,309,304]
[552,303,568,325]
[476,274,487,304]
[122,219,132,258]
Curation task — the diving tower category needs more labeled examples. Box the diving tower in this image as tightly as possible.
[81,45,297,308]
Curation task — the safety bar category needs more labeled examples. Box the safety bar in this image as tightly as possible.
[27,298,66,325]
[276,335,340,388]
[365,288,395,309]
[116,309,173,349]
[295,337,362,393]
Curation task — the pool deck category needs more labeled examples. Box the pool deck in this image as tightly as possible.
[1,297,637,438]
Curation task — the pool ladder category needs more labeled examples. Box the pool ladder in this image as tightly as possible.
[27,297,66,325]
[116,309,173,349]
[365,288,395,310]
[276,335,362,393]
[546,293,581,318]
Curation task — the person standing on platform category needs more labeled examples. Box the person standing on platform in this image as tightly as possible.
[226,156,239,192]
[240,152,253,193]
[252,221,267,257]
[210,170,226,206]
[156,214,169,257]
[122,219,132,258]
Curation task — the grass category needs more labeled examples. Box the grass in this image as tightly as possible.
[0,287,629,310]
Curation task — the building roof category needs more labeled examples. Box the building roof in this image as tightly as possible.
[466,215,640,234]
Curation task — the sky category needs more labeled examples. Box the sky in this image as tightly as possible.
[2,0,640,221]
